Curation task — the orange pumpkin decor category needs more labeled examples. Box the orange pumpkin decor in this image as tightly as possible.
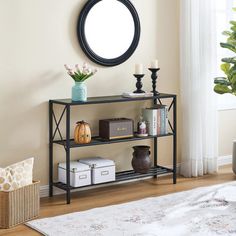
[74,120,91,144]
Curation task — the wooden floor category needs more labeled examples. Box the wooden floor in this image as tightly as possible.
[1,165,235,236]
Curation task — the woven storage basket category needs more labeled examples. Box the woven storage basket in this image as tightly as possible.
[0,181,40,228]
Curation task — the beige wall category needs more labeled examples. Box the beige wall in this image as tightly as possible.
[219,110,236,156]
[0,0,180,185]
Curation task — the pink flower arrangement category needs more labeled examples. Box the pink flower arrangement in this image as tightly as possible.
[64,63,97,82]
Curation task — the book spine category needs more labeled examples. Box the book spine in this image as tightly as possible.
[160,108,165,135]
[152,110,157,136]
[157,109,161,135]
[165,106,168,134]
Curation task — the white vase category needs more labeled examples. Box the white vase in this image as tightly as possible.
[233,140,236,174]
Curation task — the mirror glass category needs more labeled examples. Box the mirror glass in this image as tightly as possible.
[84,0,135,59]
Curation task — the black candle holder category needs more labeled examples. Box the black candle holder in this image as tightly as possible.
[148,68,160,95]
[133,74,145,93]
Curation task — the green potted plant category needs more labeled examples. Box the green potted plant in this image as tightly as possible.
[214,12,236,95]
[214,11,236,174]
[64,63,97,102]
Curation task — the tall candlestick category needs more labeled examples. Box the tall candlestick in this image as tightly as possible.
[151,60,159,69]
[135,64,143,74]
[148,68,160,95]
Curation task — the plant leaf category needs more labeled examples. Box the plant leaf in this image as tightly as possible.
[214,77,231,86]
[231,25,236,32]
[81,73,93,82]
[227,39,236,45]
[69,74,76,81]
[230,21,236,26]
[231,74,236,85]
[76,70,82,76]
[221,57,236,64]
[220,63,231,75]
[222,31,232,36]
[220,42,236,53]
[214,84,232,94]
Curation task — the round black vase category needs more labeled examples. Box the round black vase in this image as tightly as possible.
[132,145,151,174]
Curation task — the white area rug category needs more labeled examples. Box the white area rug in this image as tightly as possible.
[26,181,236,236]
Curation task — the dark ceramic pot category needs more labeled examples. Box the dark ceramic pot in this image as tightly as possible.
[132,145,151,174]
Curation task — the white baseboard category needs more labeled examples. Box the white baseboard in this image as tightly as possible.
[218,155,232,166]
[40,164,181,198]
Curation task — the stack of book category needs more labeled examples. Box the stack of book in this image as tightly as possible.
[142,105,168,136]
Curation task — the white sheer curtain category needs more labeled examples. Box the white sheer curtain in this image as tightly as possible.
[180,0,218,177]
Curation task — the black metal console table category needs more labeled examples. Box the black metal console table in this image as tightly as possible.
[49,93,177,204]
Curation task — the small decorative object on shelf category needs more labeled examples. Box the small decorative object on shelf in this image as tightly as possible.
[133,74,145,93]
[148,68,160,96]
[149,59,160,96]
[74,120,92,144]
[64,63,97,102]
[132,145,152,174]
[133,63,145,93]
[136,116,148,137]
[99,118,134,140]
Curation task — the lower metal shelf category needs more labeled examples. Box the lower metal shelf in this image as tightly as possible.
[53,166,173,191]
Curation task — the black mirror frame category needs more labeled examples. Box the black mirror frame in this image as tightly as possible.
[77,0,141,67]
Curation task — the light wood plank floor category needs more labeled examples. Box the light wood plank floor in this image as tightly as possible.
[0,165,235,236]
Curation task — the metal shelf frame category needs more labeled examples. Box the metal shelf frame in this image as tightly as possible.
[49,94,177,204]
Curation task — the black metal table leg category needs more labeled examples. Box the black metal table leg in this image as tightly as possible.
[154,138,157,178]
[173,96,177,184]
[49,101,53,197]
[66,105,71,204]
[153,98,158,178]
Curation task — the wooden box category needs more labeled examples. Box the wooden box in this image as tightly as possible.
[99,118,134,140]
[0,181,40,229]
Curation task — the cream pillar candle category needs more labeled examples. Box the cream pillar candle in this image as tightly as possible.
[151,60,159,68]
[135,64,143,74]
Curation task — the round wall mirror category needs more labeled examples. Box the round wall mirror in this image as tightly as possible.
[77,0,141,67]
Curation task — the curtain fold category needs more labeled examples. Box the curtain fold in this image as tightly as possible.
[180,0,218,177]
